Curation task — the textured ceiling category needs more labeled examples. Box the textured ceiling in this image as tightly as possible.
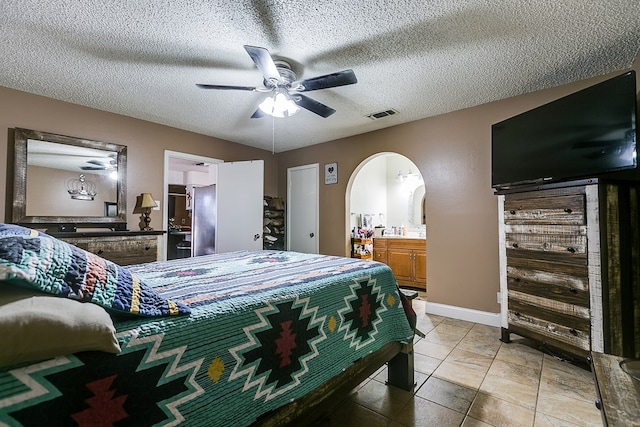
[1,1,639,152]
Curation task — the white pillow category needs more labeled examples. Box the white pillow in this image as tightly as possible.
[0,285,120,368]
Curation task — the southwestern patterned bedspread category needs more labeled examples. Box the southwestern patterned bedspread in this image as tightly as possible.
[0,250,414,426]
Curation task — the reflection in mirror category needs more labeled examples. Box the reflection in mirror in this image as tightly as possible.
[12,128,127,229]
[409,185,426,226]
[26,140,118,216]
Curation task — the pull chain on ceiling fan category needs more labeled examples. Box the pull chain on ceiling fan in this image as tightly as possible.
[197,45,357,118]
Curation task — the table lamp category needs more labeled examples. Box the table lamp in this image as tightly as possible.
[133,193,157,230]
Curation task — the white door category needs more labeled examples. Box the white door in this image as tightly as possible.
[216,160,264,253]
[287,164,319,253]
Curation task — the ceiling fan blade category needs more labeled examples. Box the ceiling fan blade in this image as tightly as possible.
[250,108,267,119]
[87,159,115,166]
[244,45,282,84]
[293,94,336,118]
[293,69,357,92]
[196,83,258,91]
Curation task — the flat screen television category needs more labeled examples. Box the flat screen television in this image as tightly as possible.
[491,70,638,190]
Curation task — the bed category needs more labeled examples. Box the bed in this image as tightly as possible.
[0,224,415,426]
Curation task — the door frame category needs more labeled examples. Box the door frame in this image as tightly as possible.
[162,150,222,261]
[286,163,319,253]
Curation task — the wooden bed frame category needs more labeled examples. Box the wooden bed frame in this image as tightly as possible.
[256,342,414,426]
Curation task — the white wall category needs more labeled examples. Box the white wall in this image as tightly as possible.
[385,155,423,228]
[350,155,388,229]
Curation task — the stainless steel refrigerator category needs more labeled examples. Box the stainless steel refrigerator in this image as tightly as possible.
[191,184,217,256]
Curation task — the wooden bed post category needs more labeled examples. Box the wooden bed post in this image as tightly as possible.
[386,342,415,391]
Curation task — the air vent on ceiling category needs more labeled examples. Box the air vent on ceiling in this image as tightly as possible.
[366,109,398,120]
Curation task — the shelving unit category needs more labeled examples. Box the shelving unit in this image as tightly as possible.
[351,237,373,259]
[263,196,285,250]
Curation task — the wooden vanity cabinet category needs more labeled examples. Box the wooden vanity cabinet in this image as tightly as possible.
[373,238,426,290]
[498,180,640,360]
[55,231,163,266]
[373,238,387,263]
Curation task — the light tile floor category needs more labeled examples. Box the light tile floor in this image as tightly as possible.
[315,299,603,427]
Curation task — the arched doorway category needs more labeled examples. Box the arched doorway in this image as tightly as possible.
[346,153,425,239]
[345,153,427,291]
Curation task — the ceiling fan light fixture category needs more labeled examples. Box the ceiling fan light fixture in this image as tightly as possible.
[259,90,299,118]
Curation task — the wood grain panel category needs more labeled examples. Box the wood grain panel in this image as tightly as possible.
[506,224,586,254]
[507,256,588,287]
[508,291,590,320]
[508,323,589,359]
[504,194,585,225]
[590,352,640,426]
[507,275,589,307]
[61,234,159,265]
[506,247,587,266]
[508,305,591,355]
[374,238,426,290]
[387,248,413,283]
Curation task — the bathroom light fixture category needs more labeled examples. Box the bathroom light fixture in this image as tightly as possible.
[133,193,158,230]
[258,89,300,118]
[395,169,421,183]
[66,174,97,201]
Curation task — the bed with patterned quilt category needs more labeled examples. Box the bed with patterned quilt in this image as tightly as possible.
[0,224,415,426]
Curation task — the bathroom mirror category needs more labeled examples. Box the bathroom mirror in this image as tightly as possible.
[410,185,426,226]
[12,128,127,230]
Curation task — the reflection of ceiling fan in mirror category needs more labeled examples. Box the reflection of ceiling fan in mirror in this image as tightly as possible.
[197,45,357,118]
[81,156,117,171]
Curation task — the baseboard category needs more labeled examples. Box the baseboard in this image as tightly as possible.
[424,301,501,327]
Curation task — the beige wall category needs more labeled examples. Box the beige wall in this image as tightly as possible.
[277,60,640,314]
[0,87,278,228]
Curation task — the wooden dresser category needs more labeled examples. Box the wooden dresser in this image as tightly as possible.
[497,180,639,360]
[52,231,164,266]
[373,237,426,290]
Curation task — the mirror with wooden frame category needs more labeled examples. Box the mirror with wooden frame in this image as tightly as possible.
[12,128,127,230]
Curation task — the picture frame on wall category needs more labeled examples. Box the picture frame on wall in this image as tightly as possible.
[324,162,338,185]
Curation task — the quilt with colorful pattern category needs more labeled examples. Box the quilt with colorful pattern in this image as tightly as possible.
[0,250,414,426]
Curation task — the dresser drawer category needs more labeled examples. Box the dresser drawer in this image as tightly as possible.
[60,234,159,266]
[505,224,587,256]
[87,237,157,265]
[507,294,590,351]
[504,194,585,225]
[506,259,589,308]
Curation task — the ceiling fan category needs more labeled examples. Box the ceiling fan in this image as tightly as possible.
[196,45,357,118]
[80,157,117,171]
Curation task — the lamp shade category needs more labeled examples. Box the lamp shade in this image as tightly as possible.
[133,193,157,213]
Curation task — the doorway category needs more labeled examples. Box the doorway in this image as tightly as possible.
[346,153,426,291]
[347,153,425,239]
[162,150,222,261]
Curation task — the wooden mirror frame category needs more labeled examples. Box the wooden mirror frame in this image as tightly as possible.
[12,128,127,230]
